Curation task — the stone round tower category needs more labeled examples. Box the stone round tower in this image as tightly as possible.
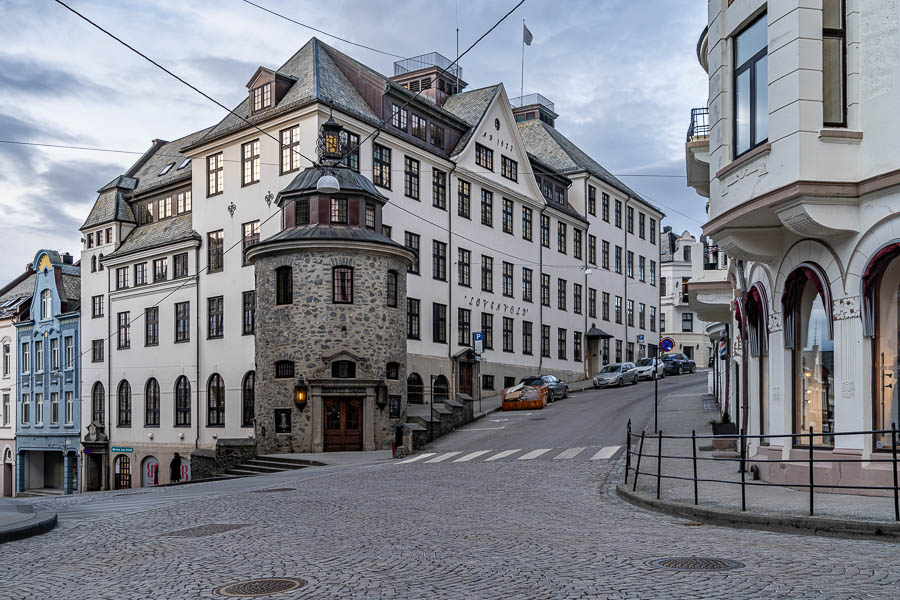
[247,123,413,453]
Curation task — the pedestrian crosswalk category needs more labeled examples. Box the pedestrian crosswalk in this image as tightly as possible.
[396,445,621,465]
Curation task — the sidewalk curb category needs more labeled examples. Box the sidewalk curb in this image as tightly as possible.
[0,510,57,544]
[615,482,900,541]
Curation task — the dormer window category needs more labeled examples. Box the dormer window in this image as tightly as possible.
[252,83,272,112]
[158,162,176,176]
[176,157,191,170]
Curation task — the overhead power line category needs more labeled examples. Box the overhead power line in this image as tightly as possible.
[240,0,405,59]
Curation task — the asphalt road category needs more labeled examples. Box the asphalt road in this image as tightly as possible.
[429,371,708,453]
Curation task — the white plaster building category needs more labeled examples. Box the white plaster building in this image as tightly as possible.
[80,39,663,487]
[660,228,724,366]
[0,266,34,496]
[688,0,900,491]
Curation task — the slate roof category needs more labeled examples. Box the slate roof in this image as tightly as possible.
[106,214,200,259]
[517,119,664,217]
[81,189,136,230]
[129,127,212,195]
[277,166,387,205]
[0,272,35,319]
[442,85,500,154]
[252,224,407,251]
[61,272,81,302]
[186,39,378,152]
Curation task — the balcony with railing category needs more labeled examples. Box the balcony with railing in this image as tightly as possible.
[685,106,711,198]
[394,52,463,79]
[509,93,555,112]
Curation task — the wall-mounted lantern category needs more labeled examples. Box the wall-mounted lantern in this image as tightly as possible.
[376,378,388,410]
[294,375,309,409]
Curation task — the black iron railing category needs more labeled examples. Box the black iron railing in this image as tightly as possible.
[686,107,710,142]
[624,419,900,520]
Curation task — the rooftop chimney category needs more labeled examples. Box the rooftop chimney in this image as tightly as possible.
[391,52,467,107]
[62,253,73,265]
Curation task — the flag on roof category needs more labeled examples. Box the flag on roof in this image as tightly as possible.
[523,23,533,46]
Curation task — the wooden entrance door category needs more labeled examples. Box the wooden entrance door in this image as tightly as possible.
[459,363,474,396]
[114,455,131,490]
[323,398,363,452]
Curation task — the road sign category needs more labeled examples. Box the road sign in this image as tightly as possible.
[473,331,483,354]
[660,337,675,352]
[637,334,645,343]
[111,446,133,453]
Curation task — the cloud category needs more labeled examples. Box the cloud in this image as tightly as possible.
[0,53,117,99]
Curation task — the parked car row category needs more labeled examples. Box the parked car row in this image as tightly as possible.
[593,353,697,388]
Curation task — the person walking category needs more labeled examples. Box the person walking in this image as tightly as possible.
[170,453,182,484]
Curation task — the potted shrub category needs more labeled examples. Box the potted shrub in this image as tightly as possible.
[710,410,737,450]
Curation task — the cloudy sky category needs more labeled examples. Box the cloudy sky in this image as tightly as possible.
[0,0,708,284]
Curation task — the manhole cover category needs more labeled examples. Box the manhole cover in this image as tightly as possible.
[215,578,307,597]
[645,557,743,571]
[160,523,251,538]
[250,488,296,494]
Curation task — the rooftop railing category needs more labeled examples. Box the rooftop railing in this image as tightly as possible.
[394,52,462,79]
[687,107,710,142]
[509,93,555,112]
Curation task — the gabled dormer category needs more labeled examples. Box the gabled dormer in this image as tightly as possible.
[246,67,295,115]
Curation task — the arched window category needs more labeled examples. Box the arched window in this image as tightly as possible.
[407,372,423,404]
[386,362,400,380]
[433,375,449,403]
[175,376,191,426]
[91,255,97,272]
[242,371,255,428]
[275,266,293,305]
[207,373,225,426]
[91,382,105,425]
[745,284,769,437]
[331,360,356,378]
[117,380,131,427]
[98,253,104,270]
[868,248,900,449]
[40,289,52,320]
[333,266,353,304]
[783,266,833,447]
[145,378,160,427]
[386,270,398,307]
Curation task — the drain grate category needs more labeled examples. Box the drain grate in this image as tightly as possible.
[250,488,296,494]
[679,521,705,527]
[215,578,307,597]
[529,418,547,421]
[645,557,743,571]
[161,523,251,538]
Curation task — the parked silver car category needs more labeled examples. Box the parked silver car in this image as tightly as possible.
[634,357,665,381]
[593,363,638,388]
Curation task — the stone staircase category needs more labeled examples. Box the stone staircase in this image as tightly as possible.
[15,488,64,498]
[223,455,321,478]
[405,394,475,449]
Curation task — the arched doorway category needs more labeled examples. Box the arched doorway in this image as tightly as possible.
[114,454,132,490]
[141,456,159,487]
[783,265,833,447]
[2,447,12,497]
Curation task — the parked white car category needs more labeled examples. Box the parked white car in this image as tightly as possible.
[634,357,665,381]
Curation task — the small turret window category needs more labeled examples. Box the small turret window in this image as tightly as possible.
[252,83,272,112]
[333,267,353,304]
[275,266,293,305]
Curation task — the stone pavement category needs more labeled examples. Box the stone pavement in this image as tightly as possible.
[619,391,900,537]
[0,499,56,543]
[4,443,900,597]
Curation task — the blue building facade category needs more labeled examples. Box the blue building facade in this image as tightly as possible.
[15,250,81,495]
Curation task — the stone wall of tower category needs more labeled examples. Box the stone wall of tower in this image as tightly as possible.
[253,245,409,453]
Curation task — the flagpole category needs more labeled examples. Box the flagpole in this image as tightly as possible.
[520,19,525,100]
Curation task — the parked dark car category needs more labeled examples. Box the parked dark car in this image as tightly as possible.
[661,353,696,375]
[519,375,569,401]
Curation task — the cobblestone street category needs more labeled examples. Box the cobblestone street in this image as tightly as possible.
[4,377,900,599]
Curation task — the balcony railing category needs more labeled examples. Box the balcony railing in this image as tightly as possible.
[687,107,710,142]
[509,93,555,112]
[394,52,462,79]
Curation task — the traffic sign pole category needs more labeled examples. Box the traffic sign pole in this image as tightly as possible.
[654,344,659,433]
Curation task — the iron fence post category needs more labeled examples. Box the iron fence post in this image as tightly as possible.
[632,431,645,493]
[656,430,663,500]
[809,426,815,517]
[893,423,899,522]
[625,419,632,485]
[691,429,698,506]
[740,427,746,512]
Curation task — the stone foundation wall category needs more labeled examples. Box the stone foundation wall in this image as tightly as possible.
[190,438,257,479]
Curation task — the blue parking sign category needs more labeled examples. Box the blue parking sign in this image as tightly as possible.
[473,332,483,354]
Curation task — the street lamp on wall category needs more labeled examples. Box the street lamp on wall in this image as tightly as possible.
[294,375,308,410]
[376,378,388,410]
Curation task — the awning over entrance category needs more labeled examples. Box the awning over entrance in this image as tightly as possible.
[585,326,613,339]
